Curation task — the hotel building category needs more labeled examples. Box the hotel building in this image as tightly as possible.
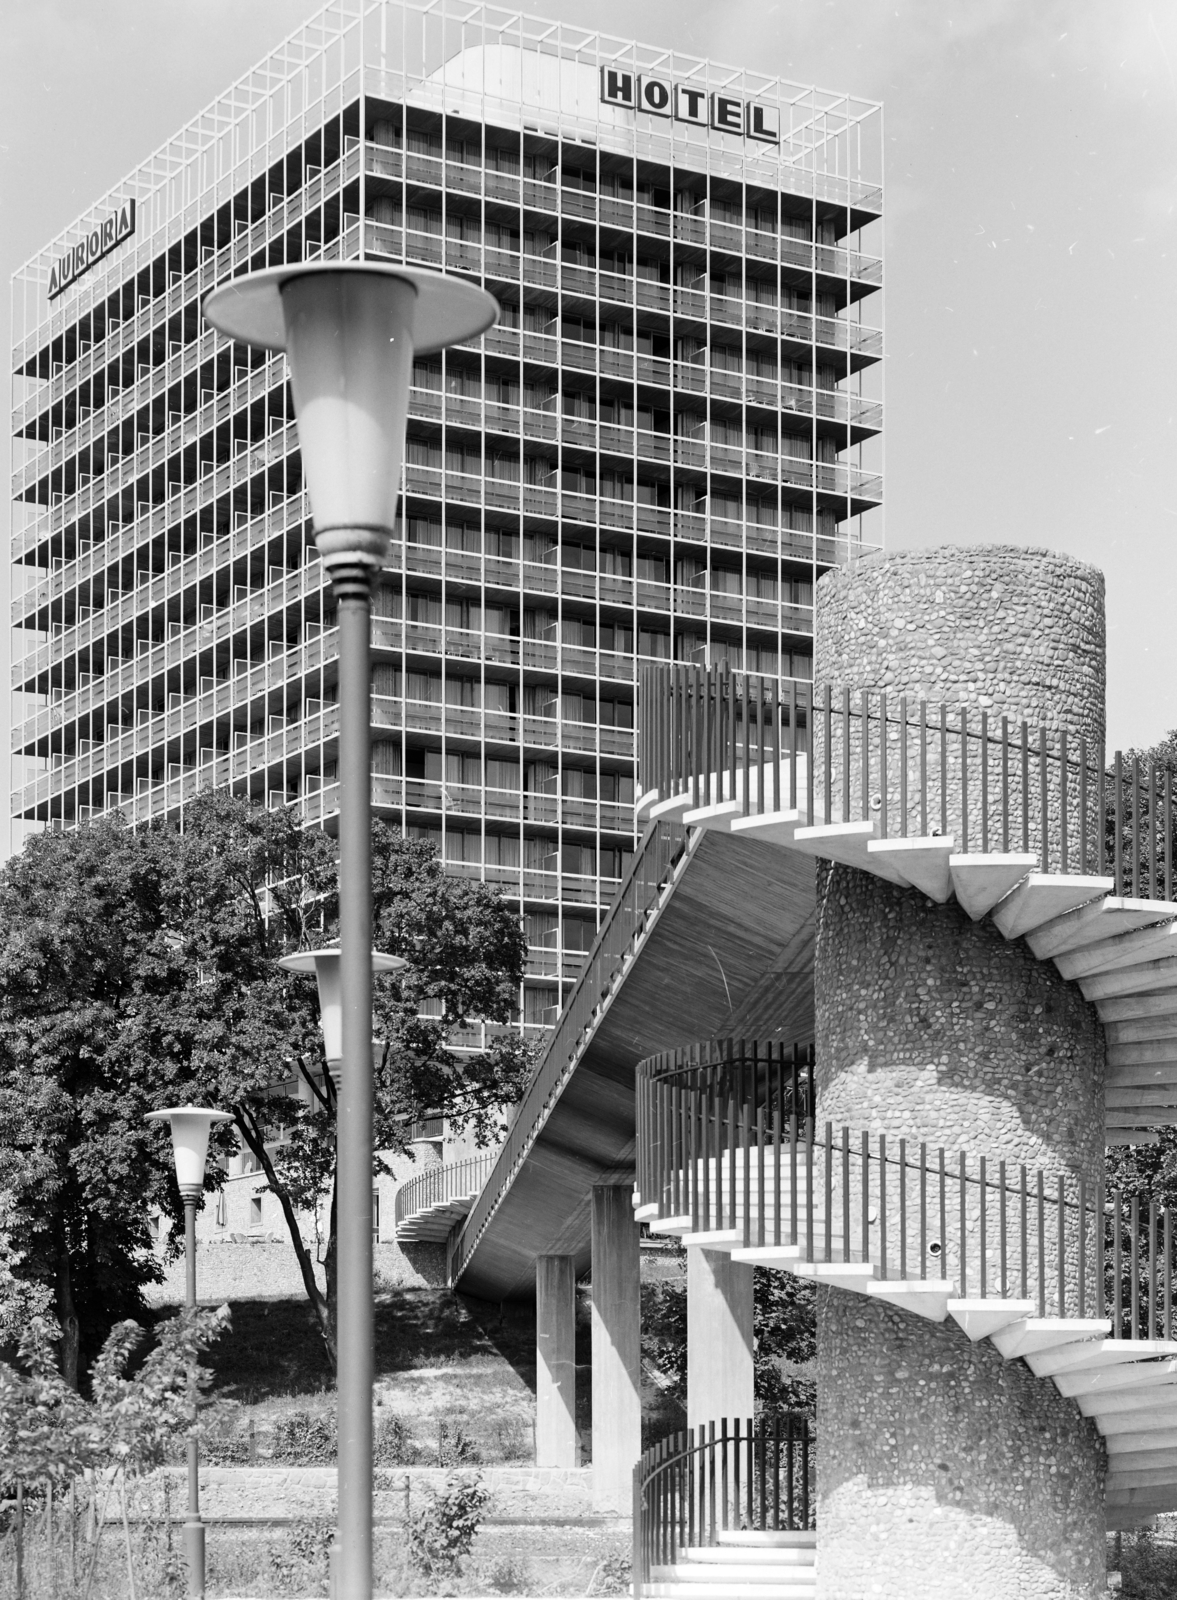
[9,0,883,1030]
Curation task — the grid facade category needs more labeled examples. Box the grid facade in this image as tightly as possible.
[9,0,883,1032]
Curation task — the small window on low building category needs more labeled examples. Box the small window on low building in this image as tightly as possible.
[250,1194,262,1228]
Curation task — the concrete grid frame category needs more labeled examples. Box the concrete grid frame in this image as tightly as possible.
[8,0,882,1037]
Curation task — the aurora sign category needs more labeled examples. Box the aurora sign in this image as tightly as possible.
[48,200,136,300]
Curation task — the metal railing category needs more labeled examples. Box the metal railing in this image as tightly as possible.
[638,663,1177,894]
[633,1413,813,1599]
[447,820,694,1283]
[636,1040,1177,1338]
[393,1153,497,1231]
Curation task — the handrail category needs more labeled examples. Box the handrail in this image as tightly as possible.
[638,663,1177,895]
[632,1412,814,1600]
[447,820,694,1284]
[635,1040,1177,1339]
[394,1152,497,1229]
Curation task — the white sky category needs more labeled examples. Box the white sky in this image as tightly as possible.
[2,0,1175,851]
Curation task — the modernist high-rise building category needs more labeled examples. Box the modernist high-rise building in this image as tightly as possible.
[9,0,882,1033]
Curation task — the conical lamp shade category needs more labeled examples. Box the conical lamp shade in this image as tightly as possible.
[202,263,497,573]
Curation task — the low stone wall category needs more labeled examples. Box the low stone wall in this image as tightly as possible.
[143,1237,446,1306]
[136,1466,605,1526]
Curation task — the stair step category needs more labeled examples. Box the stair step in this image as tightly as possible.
[949,852,1038,919]
[653,1563,808,1583]
[643,1585,814,1599]
[684,1546,814,1566]
[717,1532,816,1549]
[992,873,1111,941]
[991,1317,1109,1361]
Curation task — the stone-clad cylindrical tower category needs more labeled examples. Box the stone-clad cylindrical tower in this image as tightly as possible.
[813,546,1108,1600]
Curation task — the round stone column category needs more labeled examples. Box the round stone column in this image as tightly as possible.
[813,546,1108,1600]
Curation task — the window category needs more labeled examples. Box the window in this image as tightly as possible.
[250,1194,262,1228]
[372,1190,381,1243]
[215,1191,227,1228]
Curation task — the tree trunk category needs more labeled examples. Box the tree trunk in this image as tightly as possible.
[55,1246,80,1390]
[234,1114,337,1368]
[324,1177,339,1354]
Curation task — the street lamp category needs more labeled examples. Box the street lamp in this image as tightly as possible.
[204,263,496,1600]
[279,947,405,1082]
[145,1106,232,1600]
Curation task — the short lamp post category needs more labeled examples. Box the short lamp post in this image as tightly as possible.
[205,263,496,1600]
[145,1106,232,1600]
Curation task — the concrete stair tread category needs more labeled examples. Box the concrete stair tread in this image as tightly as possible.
[948,852,1038,919]
[639,1580,812,1593]
[992,873,1112,941]
[1080,955,1177,1002]
[1054,1357,1177,1398]
[948,1298,1036,1341]
[685,1545,814,1564]
[1028,896,1177,959]
[991,1316,1110,1361]
[866,835,956,902]
[790,819,914,886]
[1079,1380,1177,1417]
[654,1563,809,1582]
[716,1532,815,1548]
[728,809,809,848]
[1027,1338,1177,1378]
[1056,917,1177,982]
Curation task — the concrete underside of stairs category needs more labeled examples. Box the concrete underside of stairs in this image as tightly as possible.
[817,1288,1106,1599]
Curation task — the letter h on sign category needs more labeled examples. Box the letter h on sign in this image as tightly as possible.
[600,66,635,107]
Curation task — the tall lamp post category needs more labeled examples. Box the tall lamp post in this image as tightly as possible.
[145,1105,232,1600]
[204,264,496,1600]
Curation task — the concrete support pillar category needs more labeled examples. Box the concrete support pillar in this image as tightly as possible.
[536,1254,577,1468]
[687,1246,754,1434]
[813,546,1108,1600]
[590,1185,641,1512]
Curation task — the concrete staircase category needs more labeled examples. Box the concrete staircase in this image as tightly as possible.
[640,778,1177,1142]
[644,1531,816,1599]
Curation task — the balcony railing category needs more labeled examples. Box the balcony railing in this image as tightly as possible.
[635,1039,1177,1339]
[638,662,1177,895]
[633,1412,814,1600]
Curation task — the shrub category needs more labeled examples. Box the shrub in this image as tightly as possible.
[374,1412,419,1465]
[588,1548,633,1596]
[407,1472,489,1582]
[269,1408,335,1465]
[481,1552,531,1593]
[437,1418,480,1466]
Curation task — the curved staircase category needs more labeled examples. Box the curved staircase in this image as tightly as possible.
[394,1152,497,1242]
[644,1532,817,1600]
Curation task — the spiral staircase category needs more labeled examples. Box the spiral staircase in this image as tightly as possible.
[630,666,1177,1537]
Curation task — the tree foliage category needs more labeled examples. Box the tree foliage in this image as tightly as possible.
[0,1306,230,1482]
[0,794,534,1374]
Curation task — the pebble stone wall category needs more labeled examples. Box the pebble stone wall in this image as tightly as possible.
[815,860,1106,1183]
[817,1291,1107,1600]
[815,544,1106,744]
[811,545,1108,1598]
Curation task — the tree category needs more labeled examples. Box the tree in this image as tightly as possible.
[0,819,185,1385]
[0,794,534,1375]
[126,792,533,1365]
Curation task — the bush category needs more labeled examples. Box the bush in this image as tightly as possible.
[481,1552,531,1593]
[588,1548,632,1596]
[437,1418,480,1466]
[374,1412,420,1466]
[269,1408,335,1465]
[407,1472,489,1582]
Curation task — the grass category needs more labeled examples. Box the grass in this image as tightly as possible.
[158,1289,542,1466]
[1112,1525,1177,1597]
[0,1509,631,1598]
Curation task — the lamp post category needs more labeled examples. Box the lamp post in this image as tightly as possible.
[204,263,496,1600]
[145,1106,232,1600]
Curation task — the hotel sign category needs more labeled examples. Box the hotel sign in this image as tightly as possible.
[600,68,779,144]
[48,199,136,300]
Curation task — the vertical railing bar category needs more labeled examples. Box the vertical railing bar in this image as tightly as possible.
[960,706,969,853]
[981,709,989,853]
[1060,727,1069,875]
[920,700,928,838]
[959,1151,967,1299]
[920,1142,927,1281]
[1002,714,1010,854]
[1039,723,1049,875]
[842,687,850,825]
[900,694,908,838]
[940,705,948,841]
[979,1154,987,1299]
[1021,721,1030,855]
